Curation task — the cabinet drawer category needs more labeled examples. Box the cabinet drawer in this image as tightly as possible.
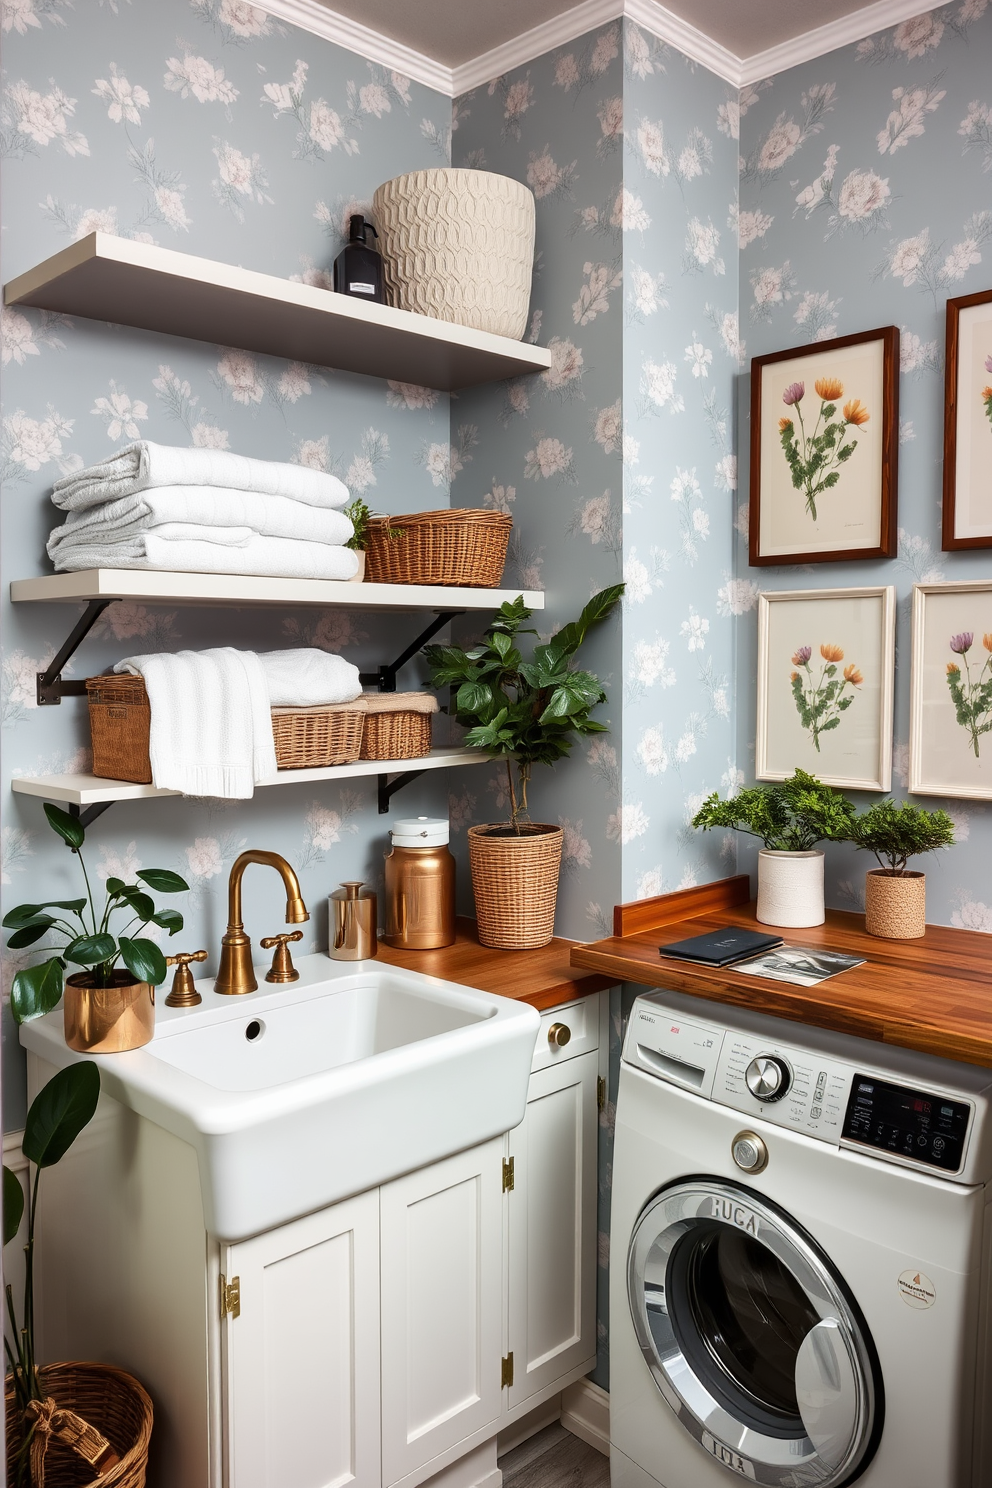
[530,995,599,1072]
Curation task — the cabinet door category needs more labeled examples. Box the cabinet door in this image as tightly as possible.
[507,1049,599,1412]
[379,1139,503,1486]
[223,1190,380,1488]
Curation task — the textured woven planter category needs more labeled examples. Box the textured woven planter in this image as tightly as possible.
[755,849,825,929]
[372,169,536,339]
[864,869,926,939]
[5,1361,153,1488]
[468,824,563,950]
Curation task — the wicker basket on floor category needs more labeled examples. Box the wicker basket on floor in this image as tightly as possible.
[271,702,367,769]
[86,675,152,785]
[364,510,511,587]
[360,692,438,760]
[5,1361,153,1488]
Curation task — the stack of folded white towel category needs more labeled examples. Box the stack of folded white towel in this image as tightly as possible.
[48,442,359,582]
[115,647,364,799]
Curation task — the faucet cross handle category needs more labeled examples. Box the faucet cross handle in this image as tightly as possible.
[260,930,304,984]
[165,950,209,1008]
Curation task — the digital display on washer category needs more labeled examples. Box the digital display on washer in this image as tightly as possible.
[842,1075,970,1171]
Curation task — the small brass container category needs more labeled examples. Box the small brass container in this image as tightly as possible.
[384,817,456,950]
[64,971,155,1053]
[329,881,378,961]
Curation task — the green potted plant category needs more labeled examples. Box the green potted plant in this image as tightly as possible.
[344,497,371,582]
[425,585,623,948]
[692,769,855,928]
[846,798,955,939]
[3,804,189,1052]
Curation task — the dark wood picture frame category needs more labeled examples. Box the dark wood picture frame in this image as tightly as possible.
[749,325,899,567]
[942,288,992,551]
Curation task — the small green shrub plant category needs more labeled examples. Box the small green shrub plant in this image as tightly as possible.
[691,769,855,852]
[846,797,956,875]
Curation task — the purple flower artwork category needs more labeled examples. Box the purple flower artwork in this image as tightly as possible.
[945,631,992,757]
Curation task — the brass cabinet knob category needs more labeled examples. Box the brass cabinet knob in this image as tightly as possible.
[260,930,304,983]
[547,1022,571,1049]
[165,950,208,1008]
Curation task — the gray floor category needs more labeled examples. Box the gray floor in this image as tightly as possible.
[499,1424,610,1488]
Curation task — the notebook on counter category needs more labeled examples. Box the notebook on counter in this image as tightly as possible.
[658,927,784,966]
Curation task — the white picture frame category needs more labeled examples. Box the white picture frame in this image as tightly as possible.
[910,581,992,800]
[756,586,896,791]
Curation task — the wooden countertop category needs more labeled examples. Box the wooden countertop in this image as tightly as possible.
[569,876,992,1068]
[376,917,615,1012]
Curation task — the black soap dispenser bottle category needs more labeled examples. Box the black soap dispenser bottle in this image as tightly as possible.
[333,215,385,304]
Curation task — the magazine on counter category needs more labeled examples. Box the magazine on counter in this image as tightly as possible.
[734,945,865,987]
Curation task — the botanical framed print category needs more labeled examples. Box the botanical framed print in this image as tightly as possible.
[910,582,992,800]
[756,586,896,791]
[942,289,992,550]
[749,326,899,566]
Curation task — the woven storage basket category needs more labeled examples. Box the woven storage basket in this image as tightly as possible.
[864,869,926,939]
[361,692,437,760]
[365,510,511,587]
[86,676,152,785]
[271,702,366,769]
[5,1361,153,1488]
[468,824,563,950]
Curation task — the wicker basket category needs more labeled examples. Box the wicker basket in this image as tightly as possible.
[468,824,563,950]
[360,692,437,760]
[364,510,511,587]
[5,1361,153,1488]
[86,676,152,785]
[864,869,927,939]
[271,702,366,769]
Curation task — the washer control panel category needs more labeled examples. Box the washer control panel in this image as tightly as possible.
[717,1033,852,1140]
[842,1074,971,1172]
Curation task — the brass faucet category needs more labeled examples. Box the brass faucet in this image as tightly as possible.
[215,851,310,995]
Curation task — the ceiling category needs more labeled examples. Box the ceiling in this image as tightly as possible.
[317,0,884,67]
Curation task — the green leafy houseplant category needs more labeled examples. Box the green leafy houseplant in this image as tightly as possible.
[344,497,373,552]
[847,798,956,875]
[424,585,624,829]
[3,804,189,1024]
[691,769,856,852]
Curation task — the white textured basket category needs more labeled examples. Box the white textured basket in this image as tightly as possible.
[372,168,536,340]
[756,849,825,928]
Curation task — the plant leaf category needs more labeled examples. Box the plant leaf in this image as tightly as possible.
[6,918,56,950]
[43,803,84,851]
[10,959,65,1025]
[3,1166,24,1247]
[64,933,117,967]
[47,899,88,916]
[118,888,155,921]
[22,1062,100,1168]
[136,869,189,894]
[2,904,44,929]
[151,908,183,935]
[119,936,168,986]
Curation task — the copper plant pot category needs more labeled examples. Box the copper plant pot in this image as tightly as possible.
[864,869,926,940]
[64,971,155,1053]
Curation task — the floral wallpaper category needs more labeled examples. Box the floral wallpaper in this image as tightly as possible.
[735,0,992,930]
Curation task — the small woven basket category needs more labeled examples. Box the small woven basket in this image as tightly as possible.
[360,692,436,760]
[364,510,511,587]
[5,1361,153,1488]
[468,824,563,950]
[864,870,926,939]
[271,703,366,769]
[86,676,152,785]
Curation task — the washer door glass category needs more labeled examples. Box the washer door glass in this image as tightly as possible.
[627,1179,881,1487]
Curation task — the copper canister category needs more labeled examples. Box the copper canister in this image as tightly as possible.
[384,817,456,949]
[64,971,155,1053]
[329,881,378,960]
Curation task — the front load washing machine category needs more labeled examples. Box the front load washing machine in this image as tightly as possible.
[610,989,992,1488]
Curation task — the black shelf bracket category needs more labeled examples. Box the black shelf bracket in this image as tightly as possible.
[37,598,119,705]
[377,769,428,815]
[359,610,463,693]
[60,800,115,839]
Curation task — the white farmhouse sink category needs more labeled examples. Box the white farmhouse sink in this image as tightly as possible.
[19,955,540,1239]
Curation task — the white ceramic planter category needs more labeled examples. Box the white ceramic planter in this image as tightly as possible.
[756,849,825,928]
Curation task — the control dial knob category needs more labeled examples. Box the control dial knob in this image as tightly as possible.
[745,1054,791,1103]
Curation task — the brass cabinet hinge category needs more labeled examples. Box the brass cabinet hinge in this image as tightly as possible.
[501,1352,514,1389]
[502,1156,515,1193]
[221,1273,241,1320]
[597,1076,606,1113]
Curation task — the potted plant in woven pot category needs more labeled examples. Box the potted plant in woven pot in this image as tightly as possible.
[4,804,188,1051]
[3,1061,154,1487]
[425,585,623,949]
[846,798,956,939]
[692,770,856,928]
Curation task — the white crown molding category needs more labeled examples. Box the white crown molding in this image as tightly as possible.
[254,0,455,95]
[451,0,621,94]
[624,0,742,85]
[739,0,932,84]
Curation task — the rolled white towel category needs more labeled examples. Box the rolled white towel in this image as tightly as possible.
[260,650,363,706]
[52,441,349,512]
[52,533,360,580]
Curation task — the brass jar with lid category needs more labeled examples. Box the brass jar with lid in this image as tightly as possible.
[383,816,456,949]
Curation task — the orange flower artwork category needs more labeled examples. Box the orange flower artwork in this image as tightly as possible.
[778,375,871,520]
[790,641,863,751]
[843,399,871,427]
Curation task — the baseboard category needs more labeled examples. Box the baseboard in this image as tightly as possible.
[560,1378,609,1457]
[497,1394,561,1457]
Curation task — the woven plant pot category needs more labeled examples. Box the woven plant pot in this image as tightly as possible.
[468,824,563,950]
[372,169,536,339]
[5,1361,153,1488]
[864,869,926,939]
[755,849,825,929]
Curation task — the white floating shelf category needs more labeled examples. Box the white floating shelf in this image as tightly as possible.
[11,747,494,807]
[11,570,544,612]
[4,234,553,392]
